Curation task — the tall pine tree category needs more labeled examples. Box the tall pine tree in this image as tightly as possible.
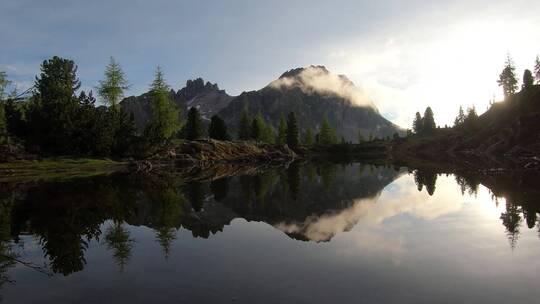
[535,55,540,85]
[208,115,229,140]
[276,114,287,145]
[286,112,299,149]
[423,107,436,133]
[412,112,423,134]
[185,107,204,140]
[498,54,518,98]
[238,109,251,140]
[319,115,336,145]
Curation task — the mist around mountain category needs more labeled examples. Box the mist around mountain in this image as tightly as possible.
[121,66,403,140]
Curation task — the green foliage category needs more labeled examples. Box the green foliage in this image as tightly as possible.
[238,109,251,140]
[249,112,274,144]
[522,69,534,90]
[185,107,204,140]
[28,56,82,153]
[208,115,230,140]
[286,112,299,149]
[145,67,180,144]
[250,116,261,140]
[303,128,314,148]
[97,57,129,109]
[276,114,287,145]
[318,115,337,145]
[498,54,518,98]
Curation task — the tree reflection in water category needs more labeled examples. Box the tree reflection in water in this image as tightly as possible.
[0,162,538,279]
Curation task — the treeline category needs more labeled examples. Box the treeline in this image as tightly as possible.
[0,56,397,159]
[409,53,540,136]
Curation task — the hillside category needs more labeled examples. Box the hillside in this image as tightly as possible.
[396,85,540,167]
[218,66,402,141]
[120,66,402,140]
[121,78,233,130]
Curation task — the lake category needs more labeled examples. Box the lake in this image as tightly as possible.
[0,162,539,303]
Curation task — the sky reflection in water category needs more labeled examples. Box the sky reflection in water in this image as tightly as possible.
[1,163,539,303]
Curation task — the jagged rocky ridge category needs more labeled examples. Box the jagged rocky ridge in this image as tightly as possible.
[121,66,403,140]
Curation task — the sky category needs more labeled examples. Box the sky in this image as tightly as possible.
[1,0,540,128]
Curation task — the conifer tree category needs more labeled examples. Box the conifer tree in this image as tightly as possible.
[208,115,230,140]
[238,109,251,140]
[29,56,82,152]
[0,72,10,144]
[454,106,465,127]
[250,112,263,141]
[260,122,275,144]
[522,69,534,90]
[145,66,180,143]
[413,112,423,134]
[498,54,518,98]
[535,55,540,84]
[276,114,287,145]
[423,107,436,133]
[303,128,314,148]
[185,107,204,140]
[319,115,336,145]
[97,57,129,110]
[286,112,299,149]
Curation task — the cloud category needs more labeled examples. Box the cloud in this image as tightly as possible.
[269,65,376,109]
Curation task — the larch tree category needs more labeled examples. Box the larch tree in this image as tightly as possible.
[97,57,129,110]
[319,115,336,145]
[498,54,518,98]
[454,106,465,127]
[145,66,180,143]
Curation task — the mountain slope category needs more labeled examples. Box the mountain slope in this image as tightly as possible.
[218,66,402,141]
[121,78,233,130]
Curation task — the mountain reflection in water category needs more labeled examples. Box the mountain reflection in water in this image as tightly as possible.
[0,162,539,303]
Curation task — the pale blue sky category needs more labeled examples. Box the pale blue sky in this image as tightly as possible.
[2,0,539,127]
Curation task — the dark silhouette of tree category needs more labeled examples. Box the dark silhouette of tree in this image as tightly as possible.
[463,106,479,131]
[210,178,229,201]
[498,54,518,98]
[276,114,287,145]
[414,169,438,196]
[250,116,261,140]
[185,107,204,140]
[286,162,301,200]
[186,181,204,212]
[522,69,534,90]
[422,107,436,134]
[454,106,465,127]
[500,203,522,250]
[208,115,230,140]
[28,56,82,153]
[238,109,251,140]
[535,55,540,84]
[413,112,423,134]
[286,112,299,149]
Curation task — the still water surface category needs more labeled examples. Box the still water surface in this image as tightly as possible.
[0,162,539,303]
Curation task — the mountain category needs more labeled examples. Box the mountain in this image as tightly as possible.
[218,65,401,141]
[120,66,402,140]
[121,78,233,130]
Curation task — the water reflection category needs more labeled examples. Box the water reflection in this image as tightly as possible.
[0,161,538,286]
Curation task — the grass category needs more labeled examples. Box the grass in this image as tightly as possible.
[0,158,127,183]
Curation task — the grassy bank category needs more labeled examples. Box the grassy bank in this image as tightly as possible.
[0,158,127,182]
